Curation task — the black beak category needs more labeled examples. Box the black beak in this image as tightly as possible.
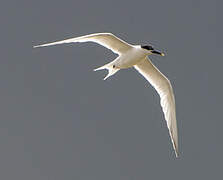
[151,50,165,56]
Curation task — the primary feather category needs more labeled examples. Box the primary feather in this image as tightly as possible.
[134,57,178,157]
[34,33,131,55]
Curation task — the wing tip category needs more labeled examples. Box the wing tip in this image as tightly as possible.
[172,138,179,158]
[175,150,179,158]
[33,45,40,48]
[33,43,50,48]
[168,130,179,158]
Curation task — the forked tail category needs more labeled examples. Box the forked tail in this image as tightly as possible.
[94,63,120,80]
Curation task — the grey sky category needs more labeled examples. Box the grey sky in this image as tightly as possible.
[0,0,222,179]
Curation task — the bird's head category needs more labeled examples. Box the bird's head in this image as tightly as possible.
[141,45,165,56]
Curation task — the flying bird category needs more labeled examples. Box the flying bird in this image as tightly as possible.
[34,33,178,157]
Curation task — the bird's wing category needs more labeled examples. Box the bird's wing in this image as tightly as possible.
[134,57,178,157]
[34,33,132,55]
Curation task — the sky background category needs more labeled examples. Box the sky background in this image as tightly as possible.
[1,0,222,179]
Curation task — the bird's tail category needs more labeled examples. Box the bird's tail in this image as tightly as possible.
[94,63,119,80]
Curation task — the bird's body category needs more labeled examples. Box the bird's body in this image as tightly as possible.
[114,46,149,68]
[34,33,179,157]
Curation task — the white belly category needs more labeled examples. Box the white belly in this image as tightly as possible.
[114,47,147,69]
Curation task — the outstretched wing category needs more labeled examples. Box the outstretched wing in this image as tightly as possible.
[34,33,132,55]
[134,57,178,157]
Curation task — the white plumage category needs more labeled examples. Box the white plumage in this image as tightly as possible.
[34,33,179,157]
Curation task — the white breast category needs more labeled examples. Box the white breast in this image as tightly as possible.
[115,46,147,69]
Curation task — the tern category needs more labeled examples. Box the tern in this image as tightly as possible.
[34,33,178,157]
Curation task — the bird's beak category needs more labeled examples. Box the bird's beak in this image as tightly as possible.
[151,50,165,56]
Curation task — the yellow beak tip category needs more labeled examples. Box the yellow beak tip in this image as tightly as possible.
[161,53,165,56]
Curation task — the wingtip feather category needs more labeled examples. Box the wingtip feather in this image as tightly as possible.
[33,45,40,48]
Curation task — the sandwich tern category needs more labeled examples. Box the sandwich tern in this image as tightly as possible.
[34,33,178,157]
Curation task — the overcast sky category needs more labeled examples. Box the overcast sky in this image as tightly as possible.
[0,0,222,179]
